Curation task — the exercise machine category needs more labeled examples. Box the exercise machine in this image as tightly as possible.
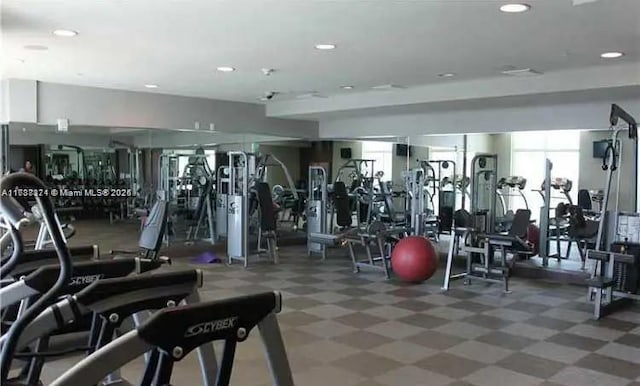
[403,167,438,238]
[495,176,528,232]
[227,152,279,267]
[470,154,498,233]
[227,151,250,266]
[215,165,230,239]
[0,172,294,386]
[158,150,215,244]
[443,154,530,291]
[587,104,639,319]
[307,166,329,259]
[537,161,575,264]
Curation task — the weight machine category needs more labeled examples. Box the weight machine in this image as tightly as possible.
[403,167,438,238]
[227,152,250,266]
[158,151,216,244]
[443,154,517,292]
[335,159,376,227]
[495,176,528,232]
[227,152,279,267]
[470,154,499,233]
[421,159,457,234]
[307,166,329,259]
[536,163,574,264]
[255,154,302,230]
[586,104,639,319]
[215,166,230,239]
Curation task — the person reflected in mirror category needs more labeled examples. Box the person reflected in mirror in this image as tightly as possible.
[19,160,34,174]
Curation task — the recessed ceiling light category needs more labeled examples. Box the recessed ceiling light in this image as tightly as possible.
[144,84,158,89]
[600,51,624,59]
[315,44,336,50]
[499,3,531,13]
[52,29,78,37]
[438,72,457,78]
[341,85,354,90]
[216,66,235,72]
[24,45,48,51]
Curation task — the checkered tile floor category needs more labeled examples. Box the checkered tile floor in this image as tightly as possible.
[42,244,640,386]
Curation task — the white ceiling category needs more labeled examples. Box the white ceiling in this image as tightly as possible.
[2,0,638,107]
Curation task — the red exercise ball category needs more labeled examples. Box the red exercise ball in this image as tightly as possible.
[391,236,438,283]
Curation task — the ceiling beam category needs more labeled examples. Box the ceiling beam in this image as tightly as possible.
[266,63,640,119]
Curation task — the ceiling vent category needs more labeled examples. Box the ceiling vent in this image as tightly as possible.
[296,92,327,99]
[371,84,407,90]
[500,68,543,77]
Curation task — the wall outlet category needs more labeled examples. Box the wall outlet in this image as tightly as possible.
[194,121,200,130]
[57,118,69,132]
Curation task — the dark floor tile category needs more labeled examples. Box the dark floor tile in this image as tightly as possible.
[498,352,565,379]
[562,301,592,312]
[277,311,323,327]
[334,298,380,311]
[547,333,608,351]
[614,333,640,348]
[394,299,431,312]
[387,288,425,298]
[335,277,375,286]
[337,287,375,297]
[241,274,272,283]
[333,352,402,377]
[335,330,392,350]
[445,289,480,300]
[286,285,320,295]
[284,296,325,310]
[398,313,449,329]
[233,285,273,294]
[526,316,574,331]
[461,314,513,330]
[415,352,484,378]
[288,276,324,285]
[509,301,551,314]
[584,317,638,332]
[408,330,465,350]
[476,331,537,351]
[449,300,495,313]
[335,312,387,329]
[539,289,583,300]
[575,353,640,380]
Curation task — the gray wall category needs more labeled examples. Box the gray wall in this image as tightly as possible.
[257,144,302,188]
[5,80,317,138]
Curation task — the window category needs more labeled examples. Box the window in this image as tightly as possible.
[511,130,580,221]
[361,141,393,181]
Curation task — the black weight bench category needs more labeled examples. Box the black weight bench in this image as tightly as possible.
[444,209,532,293]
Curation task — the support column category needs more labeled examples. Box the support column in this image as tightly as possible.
[0,124,9,175]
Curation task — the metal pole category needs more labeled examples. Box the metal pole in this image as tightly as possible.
[1,124,9,175]
[462,135,468,210]
[539,159,552,265]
